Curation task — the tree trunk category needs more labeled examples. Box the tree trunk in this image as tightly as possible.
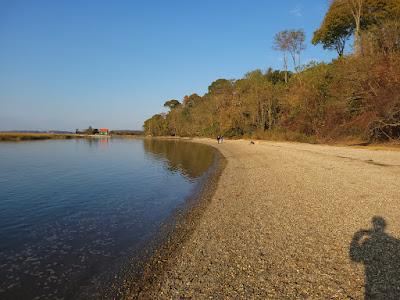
[298,52,301,70]
[268,99,274,130]
[349,0,364,56]
[284,52,288,83]
[290,51,296,72]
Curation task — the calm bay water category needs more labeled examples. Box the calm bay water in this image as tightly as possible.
[0,138,215,299]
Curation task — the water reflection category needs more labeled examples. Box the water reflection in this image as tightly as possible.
[143,139,215,179]
[0,139,215,300]
[82,137,110,147]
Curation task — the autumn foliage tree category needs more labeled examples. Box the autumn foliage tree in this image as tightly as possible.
[144,2,400,142]
[163,99,181,110]
[313,0,400,56]
[312,1,353,56]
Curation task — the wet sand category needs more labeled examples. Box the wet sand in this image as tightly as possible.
[130,139,400,299]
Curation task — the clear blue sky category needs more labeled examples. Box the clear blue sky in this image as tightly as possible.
[0,0,336,131]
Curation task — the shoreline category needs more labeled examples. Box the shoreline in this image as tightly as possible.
[2,132,398,152]
[0,133,145,142]
[121,139,226,299]
[0,137,221,300]
[127,138,400,299]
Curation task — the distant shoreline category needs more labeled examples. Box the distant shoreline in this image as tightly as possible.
[0,132,84,141]
[0,132,145,142]
[2,132,398,152]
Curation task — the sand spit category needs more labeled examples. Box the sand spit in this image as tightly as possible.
[130,139,400,299]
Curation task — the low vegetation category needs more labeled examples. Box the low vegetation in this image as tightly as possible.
[110,130,144,136]
[0,133,82,141]
[144,0,400,144]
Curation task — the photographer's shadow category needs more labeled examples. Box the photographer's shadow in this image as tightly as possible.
[350,216,400,299]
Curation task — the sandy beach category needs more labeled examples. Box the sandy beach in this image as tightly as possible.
[132,139,400,299]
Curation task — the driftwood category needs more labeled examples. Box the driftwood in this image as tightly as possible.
[369,109,400,141]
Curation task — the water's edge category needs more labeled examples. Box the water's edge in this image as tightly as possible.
[0,137,220,299]
[117,138,226,299]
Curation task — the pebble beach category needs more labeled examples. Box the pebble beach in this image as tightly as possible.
[130,139,400,299]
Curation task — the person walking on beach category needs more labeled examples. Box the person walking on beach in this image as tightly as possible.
[217,135,220,144]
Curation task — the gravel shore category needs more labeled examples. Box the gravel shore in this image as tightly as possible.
[133,139,400,299]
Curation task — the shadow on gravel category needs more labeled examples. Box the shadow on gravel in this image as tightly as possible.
[350,216,400,299]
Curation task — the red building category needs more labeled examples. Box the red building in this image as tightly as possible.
[99,128,109,135]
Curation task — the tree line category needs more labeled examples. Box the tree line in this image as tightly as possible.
[144,0,400,143]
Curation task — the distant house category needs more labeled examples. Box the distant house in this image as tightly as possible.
[99,128,109,135]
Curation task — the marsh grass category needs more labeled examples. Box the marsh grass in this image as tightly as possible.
[0,133,83,141]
